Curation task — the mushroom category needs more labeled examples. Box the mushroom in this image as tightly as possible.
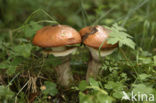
[33,25,81,87]
[79,25,118,81]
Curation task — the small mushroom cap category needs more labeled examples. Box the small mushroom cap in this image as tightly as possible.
[33,25,81,47]
[79,25,117,49]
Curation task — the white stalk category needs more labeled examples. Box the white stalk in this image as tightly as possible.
[55,61,74,87]
[86,46,116,81]
[87,46,116,61]
[86,59,102,81]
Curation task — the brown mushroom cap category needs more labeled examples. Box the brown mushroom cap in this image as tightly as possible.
[79,25,117,49]
[33,25,81,47]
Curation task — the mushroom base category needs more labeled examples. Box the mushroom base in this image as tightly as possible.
[55,61,74,87]
[86,59,102,81]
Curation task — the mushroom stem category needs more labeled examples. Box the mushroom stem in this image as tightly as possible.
[86,59,102,81]
[54,61,73,87]
[86,47,116,81]
[42,47,78,87]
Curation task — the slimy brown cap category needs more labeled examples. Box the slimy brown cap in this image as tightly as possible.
[33,25,81,47]
[79,25,117,49]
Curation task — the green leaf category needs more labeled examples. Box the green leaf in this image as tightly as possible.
[112,90,123,99]
[139,57,153,64]
[79,92,113,103]
[24,21,43,38]
[78,80,88,91]
[105,23,136,49]
[6,66,16,75]
[105,81,125,91]
[12,44,32,58]
[138,73,151,80]
[0,61,10,69]
[96,93,114,103]
[132,84,153,94]
[0,57,23,75]
[0,86,14,99]
[79,92,93,103]
[42,81,58,96]
[10,57,23,66]
[89,78,99,88]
